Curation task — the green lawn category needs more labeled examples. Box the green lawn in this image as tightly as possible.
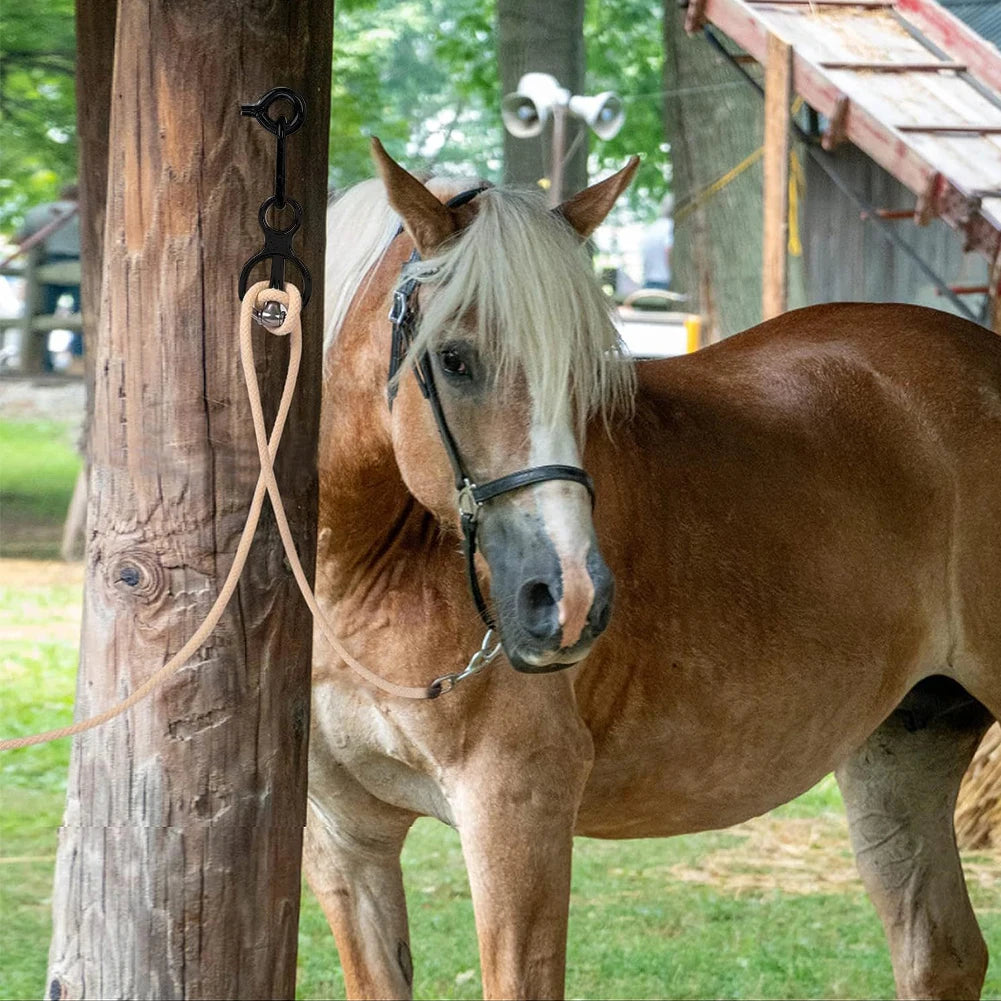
[0,420,81,560]
[3,418,1001,1000]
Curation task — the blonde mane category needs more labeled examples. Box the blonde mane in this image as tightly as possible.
[326,177,635,426]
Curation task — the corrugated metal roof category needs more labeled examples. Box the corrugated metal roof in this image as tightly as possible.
[942,1,1001,50]
[689,0,1001,262]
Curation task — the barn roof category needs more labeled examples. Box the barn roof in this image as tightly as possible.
[943,0,1001,50]
[687,0,1001,263]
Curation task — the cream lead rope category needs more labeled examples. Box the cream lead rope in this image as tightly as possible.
[0,281,488,753]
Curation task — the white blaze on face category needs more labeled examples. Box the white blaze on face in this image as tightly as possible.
[528,413,595,649]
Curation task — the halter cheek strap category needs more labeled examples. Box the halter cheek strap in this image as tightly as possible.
[387,187,596,630]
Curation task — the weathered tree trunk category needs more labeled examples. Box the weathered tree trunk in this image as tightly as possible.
[46,1,332,997]
[663,5,806,339]
[497,0,587,196]
[60,0,114,563]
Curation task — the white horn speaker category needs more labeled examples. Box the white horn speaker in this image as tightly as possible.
[501,73,568,138]
[567,92,625,140]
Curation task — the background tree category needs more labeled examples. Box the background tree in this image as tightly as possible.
[2,0,670,235]
[0,0,77,231]
[496,0,587,195]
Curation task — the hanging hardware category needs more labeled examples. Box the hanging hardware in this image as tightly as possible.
[238,87,312,327]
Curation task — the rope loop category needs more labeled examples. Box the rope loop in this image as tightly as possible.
[0,279,467,753]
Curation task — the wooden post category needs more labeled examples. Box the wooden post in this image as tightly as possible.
[46,1,332,998]
[20,247,46,373]
[763,33,792,320]
[549,103,568,207]
[989,247,1001,335]
[74,0,116,415]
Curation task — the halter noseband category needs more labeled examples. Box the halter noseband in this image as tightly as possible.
[387,187,595,630]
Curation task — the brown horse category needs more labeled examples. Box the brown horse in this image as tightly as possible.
[305,139,1001,1000]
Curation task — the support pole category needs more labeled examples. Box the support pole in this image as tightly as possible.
[989,248,1001,335]
[46,1,332,997]
[763,33,792,320]
[549,103,568,207]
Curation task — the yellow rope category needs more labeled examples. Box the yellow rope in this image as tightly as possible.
[788,148,805,258]
[675,146,764,223]
[675,97,805,256]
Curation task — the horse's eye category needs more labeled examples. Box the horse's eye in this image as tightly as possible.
[439,347,469,378]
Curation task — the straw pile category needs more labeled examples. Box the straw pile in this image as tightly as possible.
[956,723,1001,851]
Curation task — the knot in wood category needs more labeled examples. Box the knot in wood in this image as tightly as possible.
[107,549,166,603]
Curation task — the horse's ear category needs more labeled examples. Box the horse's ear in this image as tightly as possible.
[371,137,457,256]
[556,156,641,240]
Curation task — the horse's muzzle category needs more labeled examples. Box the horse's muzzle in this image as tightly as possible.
[479,513,614,673]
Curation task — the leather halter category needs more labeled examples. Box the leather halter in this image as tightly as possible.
[387,188,595,629]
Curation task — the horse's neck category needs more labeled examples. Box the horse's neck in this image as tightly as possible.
[317,323,424,606]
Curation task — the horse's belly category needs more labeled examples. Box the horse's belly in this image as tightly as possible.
[575,749,826,838]
[573,658,918,839]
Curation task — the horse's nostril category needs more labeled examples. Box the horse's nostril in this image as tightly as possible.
[517,579,560,642]
[589,594,612,636]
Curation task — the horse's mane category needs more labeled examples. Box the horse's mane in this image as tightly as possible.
[326,175,635,426]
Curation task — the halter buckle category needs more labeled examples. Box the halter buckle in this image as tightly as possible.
[457,481,480,521]
[388,289,408,326]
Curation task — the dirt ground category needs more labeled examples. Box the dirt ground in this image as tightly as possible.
[0,378,85,426]
[0,559,84,646]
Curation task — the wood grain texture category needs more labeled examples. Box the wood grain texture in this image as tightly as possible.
[763,32,791,320]
[47,1,332,997]
[74,0,115,407]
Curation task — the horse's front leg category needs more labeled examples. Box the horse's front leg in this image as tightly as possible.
[304,769,417,1000]
[452,706,594,1000]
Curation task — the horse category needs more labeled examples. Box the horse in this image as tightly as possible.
[304,137,1001,1000]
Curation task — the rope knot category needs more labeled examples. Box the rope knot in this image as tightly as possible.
[249,281,302,336]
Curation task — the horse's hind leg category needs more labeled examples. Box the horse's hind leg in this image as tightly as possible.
[836,676,994,1000]
[303,781,417,1000]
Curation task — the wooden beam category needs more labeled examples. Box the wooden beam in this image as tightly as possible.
[989,248,1001,336]
[685,0,710,34]
[763,33,792,320]
[821,94,850,150]
[46,1,333,998]
[897,124,1001,134]
[751,0,893,5]
[819,60,966,71]
[913,171,943,225]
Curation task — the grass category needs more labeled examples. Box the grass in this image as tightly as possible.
[0,420,81,560]
[3,417,1001,1000]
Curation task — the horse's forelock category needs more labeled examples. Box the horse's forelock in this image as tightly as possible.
[404,187,636,428]
[324,175,488,356]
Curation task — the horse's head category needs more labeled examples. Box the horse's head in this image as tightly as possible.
[372,140,637,673]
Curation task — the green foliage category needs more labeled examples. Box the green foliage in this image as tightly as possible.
[586,0,668,210]
[0,0,669,230]
[330,0,502,191]
[330,0,669,213]
[0,1,78,234]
